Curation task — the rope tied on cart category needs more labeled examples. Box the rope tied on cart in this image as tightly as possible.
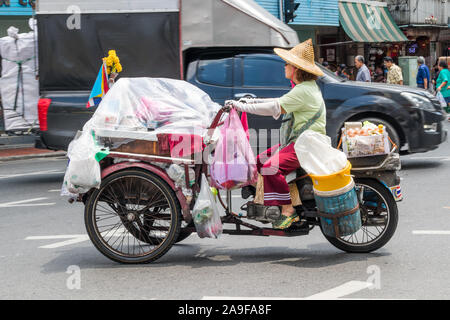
[3,56,35,114]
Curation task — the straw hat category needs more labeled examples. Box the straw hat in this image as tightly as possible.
[274,39,324,77]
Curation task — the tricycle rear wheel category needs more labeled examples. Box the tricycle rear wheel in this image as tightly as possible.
[322,178,398,253]
[84,169,181,264]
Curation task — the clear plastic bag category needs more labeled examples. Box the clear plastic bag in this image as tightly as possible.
[192,174,223,239]
[436,92,447,108]
[342,131,390,158]
[63,130,102,194]
[87,78,221,137]
[209,109,257,189]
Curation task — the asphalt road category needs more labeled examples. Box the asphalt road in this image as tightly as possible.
[1,123,450,300]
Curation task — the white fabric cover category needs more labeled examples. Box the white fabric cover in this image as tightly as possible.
[295,130,348,176]
[0,23,39,131]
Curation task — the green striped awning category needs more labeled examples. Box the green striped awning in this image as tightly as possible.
[339,1,408,43]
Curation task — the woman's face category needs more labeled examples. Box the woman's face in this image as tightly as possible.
[284,63,296,80]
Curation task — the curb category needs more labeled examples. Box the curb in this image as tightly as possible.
[0,151,67,162]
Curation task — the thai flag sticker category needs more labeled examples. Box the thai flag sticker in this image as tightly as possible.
[390,185,403,201]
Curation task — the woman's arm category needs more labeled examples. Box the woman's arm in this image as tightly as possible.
[240,97,287,114]
[226,99,282,119]
[437,81,448,91]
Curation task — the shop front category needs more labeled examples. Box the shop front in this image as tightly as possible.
[317,0,408,81]
[338,0,407,79]
[254,0,340,63]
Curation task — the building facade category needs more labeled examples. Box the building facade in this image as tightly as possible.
[0,0,34,37]
[254,0,408,78]
[254,0,340,64]
[386,0,450,65]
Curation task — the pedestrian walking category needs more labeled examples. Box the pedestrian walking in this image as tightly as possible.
[416,56,430,90]
[384,57,403,85]
[374,66,385,83]
[335,64,348,80]
[435,60,450,114]
[354,56,371,82]
[432,61,440,91]
[322,61,332,71]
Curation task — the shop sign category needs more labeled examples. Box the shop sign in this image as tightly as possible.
[1,0,34,7]
[0,0,34,15]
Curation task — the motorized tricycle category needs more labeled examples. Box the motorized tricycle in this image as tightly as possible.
[77,106,401,264]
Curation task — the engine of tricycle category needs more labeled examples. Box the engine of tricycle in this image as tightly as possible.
[246,203,282,224]
[245,175,315,224]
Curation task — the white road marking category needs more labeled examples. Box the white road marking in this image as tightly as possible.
[0,170,65,179]
[25,229,128,249]
[304,281,374,299]
[412,230,450,235]
[48,189,61,193]
[409,156,450,161]
[203,280,374,300]
[207,255,232,262]
[0,197,55,208]
[26,235,90,249]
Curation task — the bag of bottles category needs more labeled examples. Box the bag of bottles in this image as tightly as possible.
[192,174,223,239]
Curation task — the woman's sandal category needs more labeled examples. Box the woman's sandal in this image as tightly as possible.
[272,214,300,230]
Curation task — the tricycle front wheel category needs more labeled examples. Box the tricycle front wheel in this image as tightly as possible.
[84,169,181,264]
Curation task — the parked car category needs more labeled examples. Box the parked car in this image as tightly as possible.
[36,51,447,155]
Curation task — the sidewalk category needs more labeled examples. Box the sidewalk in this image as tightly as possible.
[0,147,66,161]
[0,133,66,161]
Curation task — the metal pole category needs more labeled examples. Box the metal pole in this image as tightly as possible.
[227,189,232,214]
[279,0,284,22]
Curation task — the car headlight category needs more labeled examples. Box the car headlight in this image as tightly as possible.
[401,92,435,111]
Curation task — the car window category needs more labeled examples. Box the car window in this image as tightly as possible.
[197,58,233,87]
[242,56,290,87]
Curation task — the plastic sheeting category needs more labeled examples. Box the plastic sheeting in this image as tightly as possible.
[63,77,221,194]
[0,21,39,131]
[86,77,221,137]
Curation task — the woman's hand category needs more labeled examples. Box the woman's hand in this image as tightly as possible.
[224,100,245,111]
[225,99,281,119]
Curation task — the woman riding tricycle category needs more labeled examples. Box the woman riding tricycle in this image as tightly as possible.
[63,40,400,264]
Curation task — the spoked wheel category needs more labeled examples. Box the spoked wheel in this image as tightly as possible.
[322,178,398,253]
[84,169,181,264]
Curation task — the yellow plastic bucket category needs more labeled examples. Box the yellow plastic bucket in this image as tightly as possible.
[309,161,352,192]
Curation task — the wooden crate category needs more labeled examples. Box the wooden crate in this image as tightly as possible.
[99,133,171,156]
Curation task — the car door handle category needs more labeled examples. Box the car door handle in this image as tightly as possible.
[234,93,257,99]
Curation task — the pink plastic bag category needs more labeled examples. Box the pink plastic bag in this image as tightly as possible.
[209,109,257,190]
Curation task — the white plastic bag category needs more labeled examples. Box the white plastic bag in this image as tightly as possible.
[192,174,223,239]
[294,130,347,176]
[63,130,101,194]
[436,92,447,108]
